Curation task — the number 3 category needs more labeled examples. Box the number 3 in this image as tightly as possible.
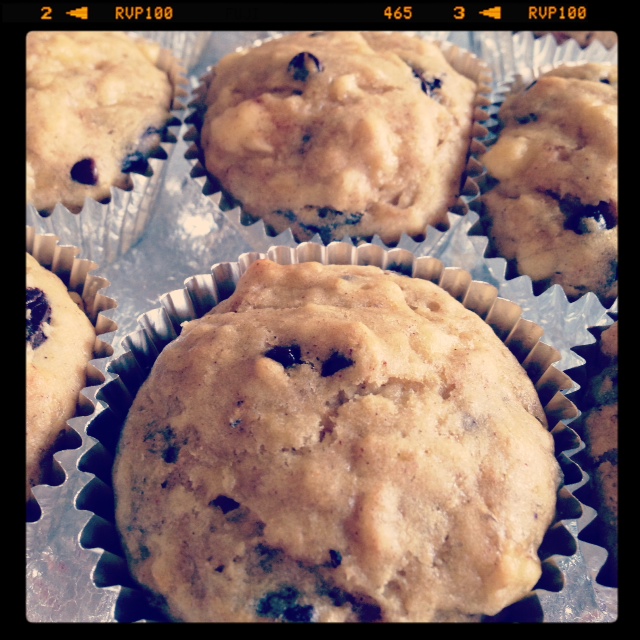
[453,6,465,19]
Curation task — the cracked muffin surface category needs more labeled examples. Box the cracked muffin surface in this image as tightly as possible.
[199,31,477,244]
[481,63,618,303]
[113,260,560,622]
[26,31,173,213]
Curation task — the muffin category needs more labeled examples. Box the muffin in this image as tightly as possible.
[26,252,95,499]
[26,31,176,215]
[480,63,618,304]
[113,259,561,622]
[194,31,480,245]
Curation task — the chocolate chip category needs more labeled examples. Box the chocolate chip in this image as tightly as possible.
[257,586,297,616]
[284,604,314,622]
[297,211,363,243]
[328,549,342,568]
[515,113,538,125]
[299,133,312,154]
[275,210,298,222]
[600,448,619,467]
[26,286,51,350]
[556,195,616,235]
[321,352,354,377]
[324,586,348,606]
[265,344,304,368]
[145,426,187,464]
[607,260,618,287]
[318,207,340,219]
[288,52,323,82]
[600,78,611,84]
[121,151,149,174]
[424,76,442,95]
[344,213,363,226]
[257,586,314,622]
[162,445,180,464]
[316,582,382,622]
[355,601,383,623]
[210,495,241,514]
[411,68,443,98]
[70,158,98,185]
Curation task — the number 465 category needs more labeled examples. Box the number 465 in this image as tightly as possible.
[384,6,413,20]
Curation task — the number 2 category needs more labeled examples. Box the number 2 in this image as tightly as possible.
[41,6,52,19]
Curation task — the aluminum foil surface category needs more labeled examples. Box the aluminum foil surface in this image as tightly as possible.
[26,31,617,623]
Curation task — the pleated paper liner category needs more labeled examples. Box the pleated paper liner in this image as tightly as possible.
[69,242,614,622]
[25,227,118,520]
[26,40,190,267]
[183,33,493,252]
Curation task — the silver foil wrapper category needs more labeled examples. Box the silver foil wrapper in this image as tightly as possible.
[472,31,618,84]
[128,31,213,72]
[510,31,618,77]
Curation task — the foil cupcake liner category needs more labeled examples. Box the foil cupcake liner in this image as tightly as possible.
[26,37,190,266]
[184,33,493,251]
[471,31,618,86]
[128,30,212,73]
[49,241,617,623]
[26,227,118,520]
[511,31,618,75]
